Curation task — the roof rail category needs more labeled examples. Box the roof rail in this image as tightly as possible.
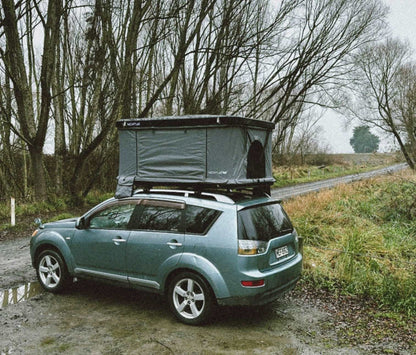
[132,187,270,203]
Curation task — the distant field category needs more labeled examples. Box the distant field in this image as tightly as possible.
[273,153,403,188]
[330,152,400,166]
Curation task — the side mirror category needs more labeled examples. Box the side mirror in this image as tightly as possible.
[34,218,44,228]
[76,217,87,230]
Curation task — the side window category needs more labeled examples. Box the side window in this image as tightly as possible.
[134,200,184,232]
[185,205,222,235]
[89,203,136,230]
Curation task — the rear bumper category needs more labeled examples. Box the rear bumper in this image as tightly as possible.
[217,253,302,306]
[217,276,300,306]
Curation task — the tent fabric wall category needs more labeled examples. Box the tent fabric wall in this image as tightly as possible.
[118,130,136,179]
[206,127,246,183]
[137,129,206,180]
[115,116,275,198]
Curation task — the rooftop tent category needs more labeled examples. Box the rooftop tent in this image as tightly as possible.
[115,115,275,198]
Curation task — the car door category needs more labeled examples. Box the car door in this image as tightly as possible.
[126,199,185,290]
[71,201,137,283]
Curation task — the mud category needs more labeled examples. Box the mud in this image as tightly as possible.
[0,282,42,309]
[0,237,413,354]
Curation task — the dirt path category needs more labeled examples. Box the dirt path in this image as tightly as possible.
[0,237,36,289]
[1,238,414,354]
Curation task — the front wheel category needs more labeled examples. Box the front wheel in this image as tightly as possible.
[168,272,214,325]
[36,250,69,293]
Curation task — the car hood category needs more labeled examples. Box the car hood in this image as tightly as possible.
[42,217,79,229]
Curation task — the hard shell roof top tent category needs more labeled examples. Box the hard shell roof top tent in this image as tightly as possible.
[115,115,275,198]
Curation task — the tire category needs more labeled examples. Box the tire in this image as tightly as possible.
[168,272,214,325]
[36,250,69,293]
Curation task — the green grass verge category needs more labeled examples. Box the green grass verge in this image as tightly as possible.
[0,192,113,229]
[284,171,416,316]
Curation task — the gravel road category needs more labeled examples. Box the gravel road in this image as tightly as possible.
[271,163,408,200]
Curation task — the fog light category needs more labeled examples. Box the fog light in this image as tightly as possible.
[241,280,265,287]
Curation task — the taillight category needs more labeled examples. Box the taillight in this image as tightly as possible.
[238,240,267,255]
[241,280,265,287]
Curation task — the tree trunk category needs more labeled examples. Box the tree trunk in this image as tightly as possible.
[1,0,62,200]
[28,147,47,200]
[391,128,415,170]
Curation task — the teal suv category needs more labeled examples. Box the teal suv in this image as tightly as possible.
[30,190,302,325]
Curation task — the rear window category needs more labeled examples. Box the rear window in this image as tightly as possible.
[238,202,293,241]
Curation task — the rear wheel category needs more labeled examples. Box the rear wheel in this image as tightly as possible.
[168,272,214,325]
[36,250,69,293]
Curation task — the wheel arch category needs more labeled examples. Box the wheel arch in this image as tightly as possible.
[164,268,206,294]
[162,254,231,300]
[34,243,61,262]
[32,233,75,273]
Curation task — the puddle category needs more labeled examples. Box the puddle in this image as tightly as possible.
[0,282,43,309]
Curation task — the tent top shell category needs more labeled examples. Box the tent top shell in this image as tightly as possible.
[116,115,275,130]
[115,115,275,198]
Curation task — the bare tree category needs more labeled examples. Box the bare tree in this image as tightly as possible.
[0,0,62,199]
[236,0,386,149]
[395,63,416,165]
[351,38,416,169]
[0,0,389,199]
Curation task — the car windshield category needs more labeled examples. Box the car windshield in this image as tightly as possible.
[238,202,293,242]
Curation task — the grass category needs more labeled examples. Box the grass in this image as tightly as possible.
[0,198,66,223]
[284,170,416,316]
[40,337,56,346]
[0,192,113,230]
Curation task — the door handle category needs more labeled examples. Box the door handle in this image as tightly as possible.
[167,241,182,247]
[112,237,127,245]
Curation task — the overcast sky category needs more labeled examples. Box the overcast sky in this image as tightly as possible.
[321,0,416,154]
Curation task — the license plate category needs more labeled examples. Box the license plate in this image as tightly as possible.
[275,245,289,259]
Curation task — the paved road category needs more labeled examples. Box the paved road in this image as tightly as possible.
[271,163,408,200]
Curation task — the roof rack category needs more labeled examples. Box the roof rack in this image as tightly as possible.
[133,189,236,203]
[132,184,271,203]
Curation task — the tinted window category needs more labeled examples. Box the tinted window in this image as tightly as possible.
[135,201,184,232]
[238,202,293,241]
[185,205,221,235]
[89,203,136,230]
